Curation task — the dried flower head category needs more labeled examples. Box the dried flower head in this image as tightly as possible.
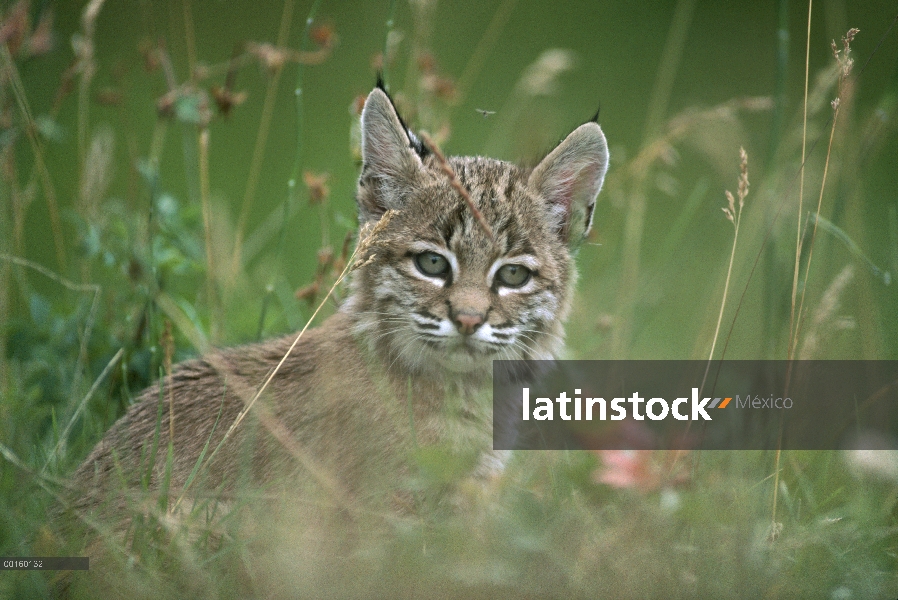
[310,23,337,49]
[370,52,384,72]
[247,42,291,73]
[0,1,54,58]
[139,38,161,72]
[422,74,458,102]
[351,95,366,116]
[95,88,124,106]
[0,0,29,56]
[27,9,53,56]
[722,148,749,226]
[520,49,576,96]
[352,210,398,271]
[210,85,247,118]
[316,246,334,269]
[303,171,330,205]
[722,191,735,224]
[843,28,859,52]
[156,87,212,127]
[831,28,859,80]
[295,282,320,302]
[417,51,437,73]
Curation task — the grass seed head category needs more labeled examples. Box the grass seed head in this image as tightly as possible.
[722,148,749,226]
[737,146,748,208]
[352,209,397,271]
[303,171,330,205]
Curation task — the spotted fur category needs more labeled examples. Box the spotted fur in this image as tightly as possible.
[67,87,608,520]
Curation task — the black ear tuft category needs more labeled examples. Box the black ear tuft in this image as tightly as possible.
[590,104,601,124]
[369,79,430,159]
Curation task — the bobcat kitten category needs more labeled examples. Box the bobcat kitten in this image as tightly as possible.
[68,86,608,516]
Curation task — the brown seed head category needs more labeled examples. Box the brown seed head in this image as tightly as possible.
[310,23,337,49]
[295,282,319,302]
[351,95,366,116]
[211,85,247,118]
[247,42,290,74]
[27,9,53,56]
[317,246,334,269]
[737,147,749,208]
[0,0,29,56]
[303,171,330,205]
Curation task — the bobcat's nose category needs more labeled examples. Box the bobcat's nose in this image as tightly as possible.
[453,312,484,336]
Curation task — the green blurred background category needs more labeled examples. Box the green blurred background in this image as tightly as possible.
[2,1,898,597]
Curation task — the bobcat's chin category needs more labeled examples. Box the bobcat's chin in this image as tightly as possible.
[393,338,495,377]
[418,328,522,376]
[436,346,496,375]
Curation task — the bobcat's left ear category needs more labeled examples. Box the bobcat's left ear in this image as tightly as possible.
[527,122,608,247]
[357,87,425,224]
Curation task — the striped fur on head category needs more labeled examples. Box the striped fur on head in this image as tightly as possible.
[349,88,608,378]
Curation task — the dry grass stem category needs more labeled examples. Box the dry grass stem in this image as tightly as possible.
[0,46,67,269]
[162,321,176,446]
[702,148,748,389]
[198,128,218,334]
[246,41,334,71]
[453,0,518,107]
[43,348,124,474]
[181,0,197,75]
[154,291,209,354]
[792,27,858,358]
[0,254,96,296]
[790,0,813,355]
[419,131,494,241]
[229,0,297,275]
[0,253,100,404]
[76,0,106,173]
[641,0,697,142]
[626,97,771,178]
[770,448,783,539]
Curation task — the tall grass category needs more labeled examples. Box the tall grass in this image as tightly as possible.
[1,1,896,598]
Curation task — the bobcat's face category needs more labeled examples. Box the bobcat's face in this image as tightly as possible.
[353,158,573,375]
[349,88,608,378]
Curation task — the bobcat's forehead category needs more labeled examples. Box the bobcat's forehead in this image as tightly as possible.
[399,156,565,265]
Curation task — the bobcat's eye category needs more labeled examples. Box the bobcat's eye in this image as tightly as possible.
[415,252,450,277]
[496,264,531,287]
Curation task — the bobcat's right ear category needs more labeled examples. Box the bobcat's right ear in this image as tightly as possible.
[357,88,424,224]
[528,122,609,248]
